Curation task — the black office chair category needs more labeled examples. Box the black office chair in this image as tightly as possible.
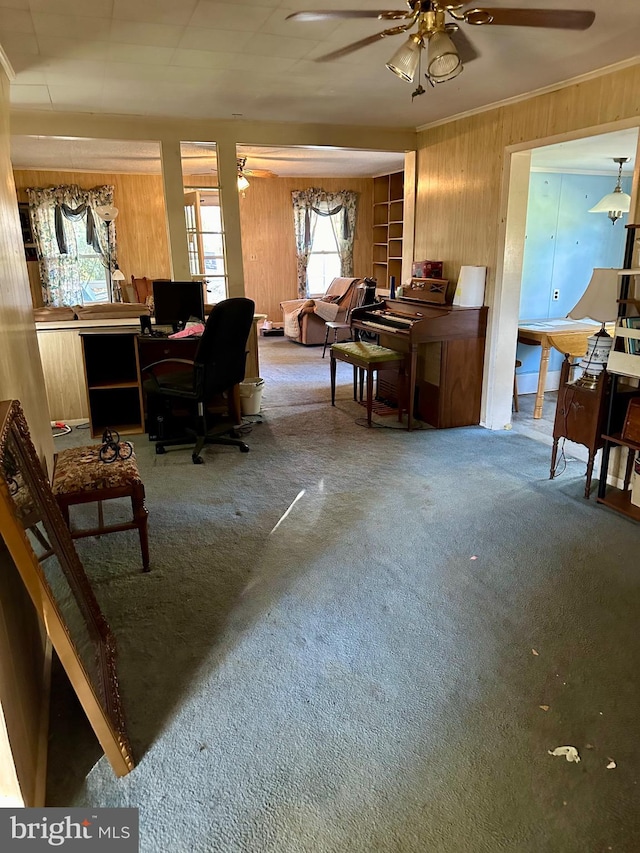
[143,297,255,464]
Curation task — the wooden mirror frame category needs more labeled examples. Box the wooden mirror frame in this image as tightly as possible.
[0,400,134,777]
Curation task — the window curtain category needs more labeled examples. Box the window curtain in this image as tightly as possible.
[26,184,115,306]
[292,189,358,298]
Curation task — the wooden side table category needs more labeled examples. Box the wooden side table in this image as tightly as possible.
[549,356,608,498]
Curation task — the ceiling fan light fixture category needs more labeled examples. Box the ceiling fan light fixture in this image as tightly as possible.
[237,173,250,192]
[588,157,631,224]
[426,30,463,82]
[385,34,423,83]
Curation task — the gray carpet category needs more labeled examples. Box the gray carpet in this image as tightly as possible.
[47,338,640,852]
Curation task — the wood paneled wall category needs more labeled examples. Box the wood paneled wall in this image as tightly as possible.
[185,174,374,323]
[238,177,373,323]
[16,170,373,323]
[13,170,172,288]
[0,69,52,807]
[415,64,640,298]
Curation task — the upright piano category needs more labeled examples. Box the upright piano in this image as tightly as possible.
[350,297,488,429]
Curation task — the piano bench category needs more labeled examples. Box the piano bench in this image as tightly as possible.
[330,341,407,428]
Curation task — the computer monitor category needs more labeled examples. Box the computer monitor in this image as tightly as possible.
[152,280,205,331]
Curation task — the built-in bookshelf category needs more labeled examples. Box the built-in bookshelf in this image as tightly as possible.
[597,226,640,522]
[373,171,404,292]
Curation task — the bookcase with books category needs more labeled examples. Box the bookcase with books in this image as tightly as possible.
[597,223,640,521]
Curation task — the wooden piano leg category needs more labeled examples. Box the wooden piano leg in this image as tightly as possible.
[408,346,418,431]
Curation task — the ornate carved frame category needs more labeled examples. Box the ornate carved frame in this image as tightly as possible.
[0,400,134,776]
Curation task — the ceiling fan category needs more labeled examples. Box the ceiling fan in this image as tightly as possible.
[286,3,596,93]
[236,157,276,190]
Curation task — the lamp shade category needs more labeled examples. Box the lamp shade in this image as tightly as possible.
[427,30,462,82]
[386,35,422,83]
[588,190,631,215]
[111,268,125,281]
[94,204,119,222]
[567,268,620,323]
[237,174,250,192]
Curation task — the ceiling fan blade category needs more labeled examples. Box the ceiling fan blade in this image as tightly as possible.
[317,26,409,62]
[286,10,413,23]
[465,8,596,30]
[448,27,479,65]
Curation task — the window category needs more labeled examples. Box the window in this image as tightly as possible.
[66,215,108,304]
[184,189,227,303]
[306,207,341,296]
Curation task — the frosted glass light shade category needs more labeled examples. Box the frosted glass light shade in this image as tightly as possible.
[237,174,250,192]
[427,31,462,82]
[568,268,620,323]
[588,190,631,213]
[386,36,422,83]
[94,204,119,222]
[111,268,125,281]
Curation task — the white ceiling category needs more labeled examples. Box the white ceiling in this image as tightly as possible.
[531,128,639,174]
[1,1,640,129]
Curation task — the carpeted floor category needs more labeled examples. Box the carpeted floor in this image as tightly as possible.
[47,337,640,852]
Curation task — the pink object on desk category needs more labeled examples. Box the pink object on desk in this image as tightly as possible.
[168,323,205,339]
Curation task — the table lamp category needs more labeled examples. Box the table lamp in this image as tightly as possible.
[567,267,619,388]
[112,267,125,303]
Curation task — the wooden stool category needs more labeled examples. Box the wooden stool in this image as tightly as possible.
[330,341,406,428]
[52,444,150,571]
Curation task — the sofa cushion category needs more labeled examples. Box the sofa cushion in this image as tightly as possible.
[33,306,77,322]
[73,302,151,320]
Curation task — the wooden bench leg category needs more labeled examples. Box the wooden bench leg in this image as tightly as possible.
[330,354,337,406]
[366,367,374,427]
[131,485,150,572]
[322,325,330,359]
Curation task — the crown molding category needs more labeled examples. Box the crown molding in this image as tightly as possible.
[416,57,640,134]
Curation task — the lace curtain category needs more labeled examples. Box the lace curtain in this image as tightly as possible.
[26,184,115,306]
[292,189,358,298]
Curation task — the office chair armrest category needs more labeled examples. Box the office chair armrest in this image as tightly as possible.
[143,357,195,372]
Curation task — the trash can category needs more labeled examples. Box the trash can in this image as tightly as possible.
[239,377,264,416]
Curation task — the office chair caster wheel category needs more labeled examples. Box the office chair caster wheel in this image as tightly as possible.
[155,444,166,455]
[240,444,250,453]
[192,453,204,465]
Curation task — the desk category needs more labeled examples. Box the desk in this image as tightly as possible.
[517,319,600,419]
[36,316,263,424]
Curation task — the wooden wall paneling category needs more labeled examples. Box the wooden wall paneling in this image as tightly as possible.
[415,64,640,428]
[13,170,172,285]
[0,69,53,808]
[36,329,89,422]
[238,177,373,324]
[0,543,50,807]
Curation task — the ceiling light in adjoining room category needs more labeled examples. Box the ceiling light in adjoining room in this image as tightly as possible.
[588,157,632,224]
[237,173,250,192]
[386,34,423,83]
[426,30,462,82]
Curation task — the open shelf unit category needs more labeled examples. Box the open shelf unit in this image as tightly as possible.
[372,171,404,291]
[81,332,145,438]
[597,224,640,521]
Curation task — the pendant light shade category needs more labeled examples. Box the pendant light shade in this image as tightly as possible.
[588,158,631,224]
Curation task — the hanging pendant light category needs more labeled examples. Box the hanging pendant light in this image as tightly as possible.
[588,157,631,225]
